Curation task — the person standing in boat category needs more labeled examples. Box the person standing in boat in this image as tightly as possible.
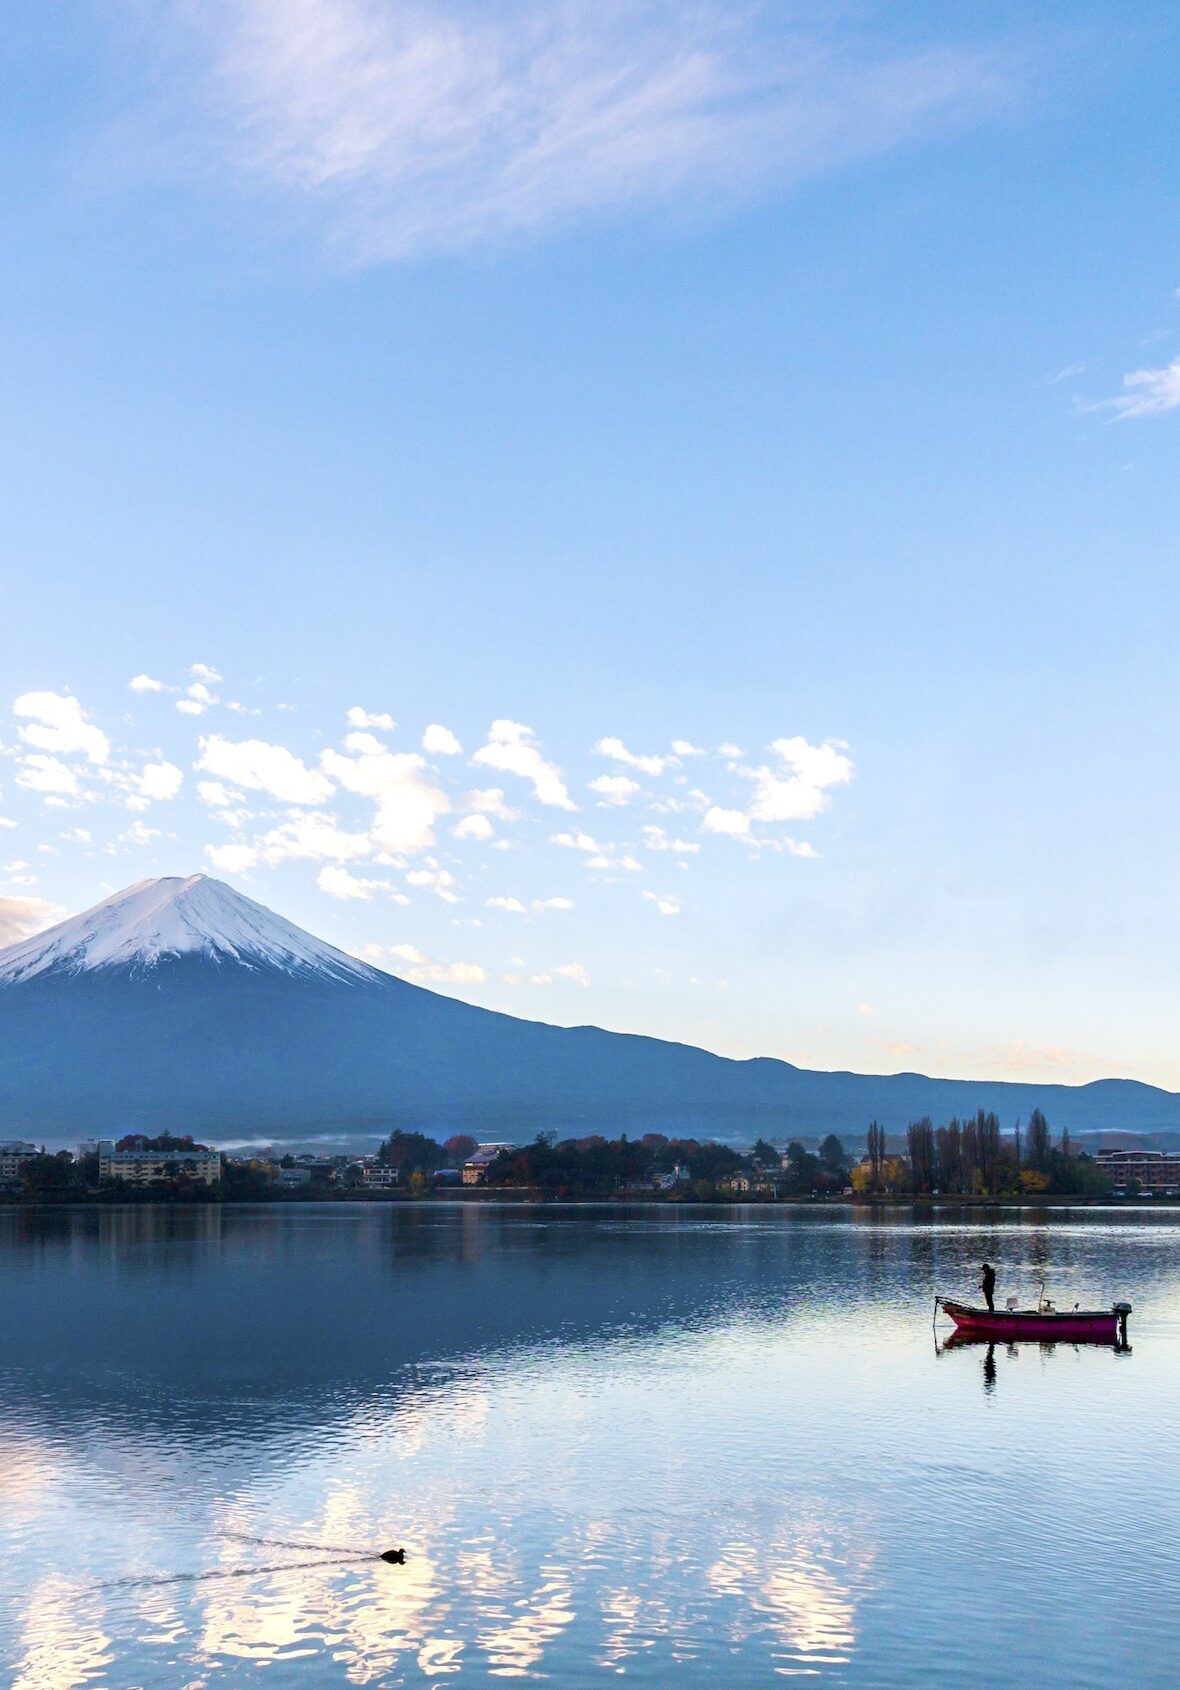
[979,1262,997,1313]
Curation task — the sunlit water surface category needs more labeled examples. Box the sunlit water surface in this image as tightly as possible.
[2,1202,1178,1687]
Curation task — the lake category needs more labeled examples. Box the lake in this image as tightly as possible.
[2,1201,1178,1687]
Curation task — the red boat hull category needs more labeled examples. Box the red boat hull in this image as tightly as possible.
[939,1300,1122,1343]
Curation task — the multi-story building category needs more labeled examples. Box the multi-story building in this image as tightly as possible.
[98,1144,222,1186]
[0,1140,37,1181]
[462,1143,515,1185]
[362,1164,399,1189]
[1095,1149,1180,1195]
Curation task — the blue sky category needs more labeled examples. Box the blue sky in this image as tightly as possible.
[2,1,1179,1088]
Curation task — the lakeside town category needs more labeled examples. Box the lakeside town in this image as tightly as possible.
[1,1113,1176,1204]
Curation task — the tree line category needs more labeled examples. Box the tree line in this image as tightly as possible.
[854,1108,1111,1197]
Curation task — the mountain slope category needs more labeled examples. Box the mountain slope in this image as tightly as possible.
[1,875,1178,1144]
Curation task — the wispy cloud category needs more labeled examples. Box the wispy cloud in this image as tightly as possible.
[1093,356,1180,420]
[138,0,1013,262]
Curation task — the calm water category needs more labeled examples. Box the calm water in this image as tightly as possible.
[2,1202,1178,1687]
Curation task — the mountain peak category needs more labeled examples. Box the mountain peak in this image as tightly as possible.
[0,874,382,987]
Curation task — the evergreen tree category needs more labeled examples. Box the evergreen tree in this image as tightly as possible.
[906,1118,935,1193]
[1027,1109,1051,1171]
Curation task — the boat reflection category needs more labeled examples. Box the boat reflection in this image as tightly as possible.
[940,1329,1133,1354]
[938,1328,1133,1395]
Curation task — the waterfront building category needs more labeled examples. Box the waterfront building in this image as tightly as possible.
[723,1169,787,1196]
[99,1144,222,1185]
[0,1141,38,1181]
[292,1155,337,1180]
[462,1143,515,1185]
[1095,1148,1180,1195]
[361,1164,399,1189]
[653,1164,689,1190]
[276,1166,312,1188]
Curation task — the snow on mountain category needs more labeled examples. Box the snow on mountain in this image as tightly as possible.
[0,874,383,986]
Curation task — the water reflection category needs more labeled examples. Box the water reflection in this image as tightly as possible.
[1,1203,1178,1685]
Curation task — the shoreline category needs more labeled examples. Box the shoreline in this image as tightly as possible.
[1,1191,1171,1212]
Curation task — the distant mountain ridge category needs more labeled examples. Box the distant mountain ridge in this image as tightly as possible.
[1,875,1178,1146]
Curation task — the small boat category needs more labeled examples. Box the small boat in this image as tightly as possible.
[936,1294,1131,1345]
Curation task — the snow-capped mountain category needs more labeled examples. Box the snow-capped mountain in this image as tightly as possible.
[0,874,379,987]
[1,875,1179,1143]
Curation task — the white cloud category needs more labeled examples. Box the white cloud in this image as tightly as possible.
[643,890,681,915]
[176,698,207,716]
[198,734,334,804]
[718,742,743,758]
[61,827,92,843]
[204,841,259,873]
[129,673,166,693]
[422,723,462,756]
[321,741,449,853]
[0,894,66,945]
[387,942,427,965]
[671,739,706,757]
[704,736,852,843]
[594,736,676,776]
[1096,357,1180,420]
[0,817,17,830]
[453,813,494,841]
[14,691,110,764]
[465,787,517,820]
[191,663,223,683]
[552,961,591,986]
[487,894,573,915]
[747,737,853,822]
[589,773,641,806]
[16,755,81,797]
[642,825,700,854]
[120,820,161,847]
[316,863,388,899]
[405,863,459,902]
[259,810,373,864]
[408,959,487,986]
[197,780,238,807]
[472,720,575,809]
[550,830,603,853]
[155,1,1004,264]
[347,706,396,730]
[703,806,751,838]
[137,761,184,803]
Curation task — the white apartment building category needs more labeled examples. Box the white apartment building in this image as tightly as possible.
[98,1145,222,1185]
[362,1164,399,1188]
